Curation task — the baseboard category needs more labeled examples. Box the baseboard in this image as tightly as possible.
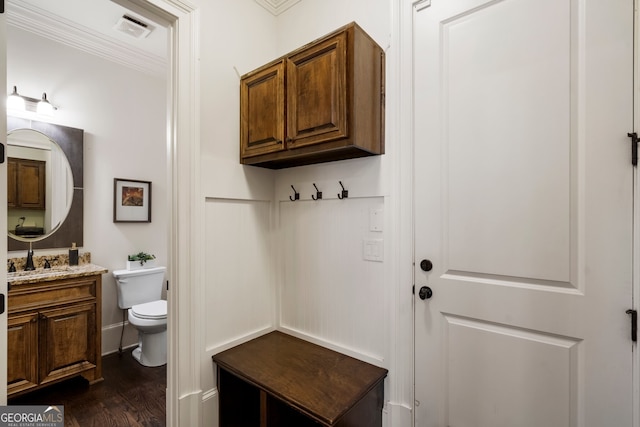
[206,326,275,356]
[202,388,218,427]
[386,401,412,427]
[102,320,139,355]
[179,391,203,427]
[278,326,385,366]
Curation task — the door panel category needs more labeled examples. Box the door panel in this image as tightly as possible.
[445,316,578,427]
[443,0,571,284]
[413,0,633,426]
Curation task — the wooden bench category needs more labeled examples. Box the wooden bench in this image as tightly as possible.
[212,331,388,426]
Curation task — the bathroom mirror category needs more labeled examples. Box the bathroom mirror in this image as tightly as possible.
[7,117,84,251]
[7,129,73,241]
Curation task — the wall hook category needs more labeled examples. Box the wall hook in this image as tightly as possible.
[338,181,348,199]
[289,185,299,201]
[312,183,323,200]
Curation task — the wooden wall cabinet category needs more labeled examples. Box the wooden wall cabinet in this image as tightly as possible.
[8,274,103,397]
[8,157,46,209]
[240,22,385,169]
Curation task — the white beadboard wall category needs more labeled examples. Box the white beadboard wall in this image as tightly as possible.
[203,198,276,358]
[278,196,386,364]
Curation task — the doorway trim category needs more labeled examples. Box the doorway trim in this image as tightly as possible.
[116,0,201,425]
[633,2,640,426]
[0,6,8,407]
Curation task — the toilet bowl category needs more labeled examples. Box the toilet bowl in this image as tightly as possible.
[113,266,167,367]
[128,300,167,367]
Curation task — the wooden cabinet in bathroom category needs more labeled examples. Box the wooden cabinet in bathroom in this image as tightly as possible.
[7,272,103,397]
[240,22,385,169]
[7,157,46,209]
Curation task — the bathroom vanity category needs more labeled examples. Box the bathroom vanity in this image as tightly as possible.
[7,264,107,397]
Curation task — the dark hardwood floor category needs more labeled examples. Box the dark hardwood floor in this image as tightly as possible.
[9,349,166,427]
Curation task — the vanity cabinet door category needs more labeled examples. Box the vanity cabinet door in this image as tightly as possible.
[38,302,98,385]
[7,312,39,395]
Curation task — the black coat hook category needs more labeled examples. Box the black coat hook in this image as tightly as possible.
[312,183,323,200]
[289,185,299,201]
[338,181,348,199]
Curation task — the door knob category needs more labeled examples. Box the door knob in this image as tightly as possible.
[420,259,433,272]
[418,286,433,300]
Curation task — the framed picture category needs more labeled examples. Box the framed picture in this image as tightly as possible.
[113,178,152,223]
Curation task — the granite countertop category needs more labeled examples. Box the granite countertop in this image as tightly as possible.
[7,263,108,285]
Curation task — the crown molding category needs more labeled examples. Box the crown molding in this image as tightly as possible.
[6,0,167,76]
[254,0,301,16]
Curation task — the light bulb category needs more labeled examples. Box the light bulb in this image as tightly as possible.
[7,86,25,111]
[37,93,55,116]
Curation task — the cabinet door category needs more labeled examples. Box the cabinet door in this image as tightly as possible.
[17,159,46,209]
[38,303,97,385]
[7,312,39,395]
[7,158,17,208]
[240,60,286,159]
[287,31,348,149]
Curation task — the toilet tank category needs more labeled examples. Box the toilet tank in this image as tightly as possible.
[113,266,166,309]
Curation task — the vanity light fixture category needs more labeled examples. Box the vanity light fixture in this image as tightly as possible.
[6,85,58,116]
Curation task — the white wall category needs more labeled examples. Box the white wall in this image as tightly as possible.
[7,26,168,354]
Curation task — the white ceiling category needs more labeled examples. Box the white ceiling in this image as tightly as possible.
[7,0,168,75]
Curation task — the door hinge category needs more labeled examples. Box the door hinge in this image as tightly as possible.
[626,309,637,342]
[0,293,4,315]
[0,0,4,14]
[627,132,638,166]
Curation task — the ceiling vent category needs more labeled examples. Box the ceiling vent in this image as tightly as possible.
[113,15,152,39]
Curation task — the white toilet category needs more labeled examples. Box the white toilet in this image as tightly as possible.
[113,266,167,367]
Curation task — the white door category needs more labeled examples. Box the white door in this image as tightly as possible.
[0,1,8,405]
[413,0,634,426]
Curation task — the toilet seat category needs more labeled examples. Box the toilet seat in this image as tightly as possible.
[131,300,167,320]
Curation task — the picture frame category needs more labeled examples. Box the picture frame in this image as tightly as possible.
[113,178,152,223]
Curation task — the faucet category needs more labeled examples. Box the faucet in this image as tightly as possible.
[25,248,35,271]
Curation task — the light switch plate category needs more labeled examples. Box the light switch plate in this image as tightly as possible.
[363,239,383,262]
[370,208,383,232]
